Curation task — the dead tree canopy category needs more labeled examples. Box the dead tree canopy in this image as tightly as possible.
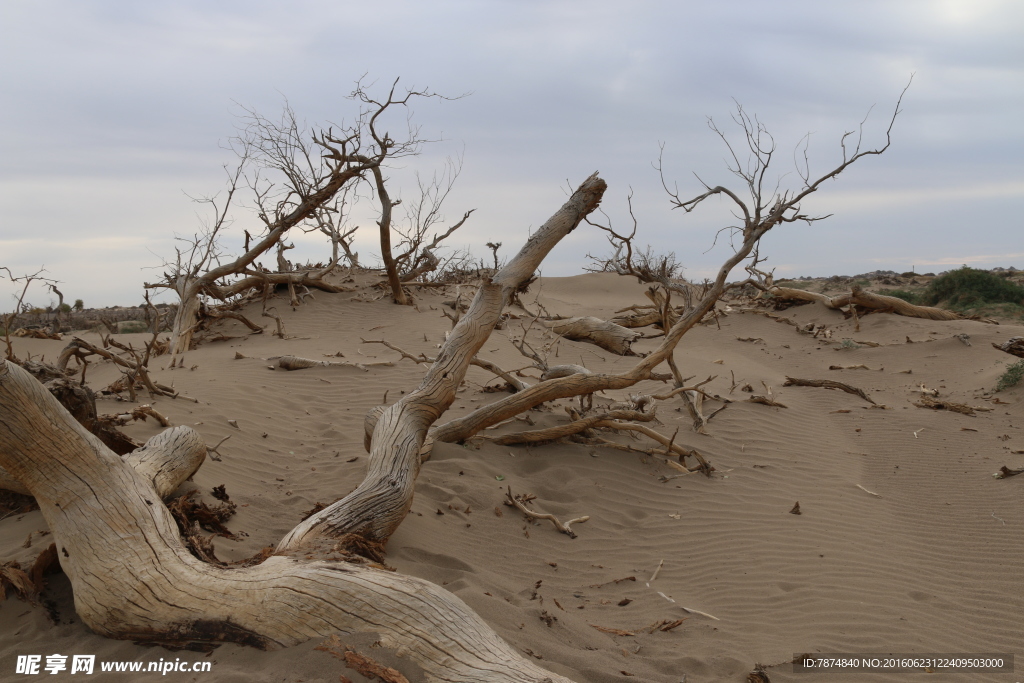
[146,80,466,365]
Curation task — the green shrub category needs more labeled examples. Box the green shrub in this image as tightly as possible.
[996,360,1024,392]
[877,288,924,305]
[118,320,149,334]
[921,267,1024,309]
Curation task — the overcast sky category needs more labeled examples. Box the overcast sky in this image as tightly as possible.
[1,0,1022,308]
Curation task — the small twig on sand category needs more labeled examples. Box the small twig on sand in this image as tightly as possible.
[207,435,230,461]
[504,487,589,539]
[652,590,719,621]
[855,484,882,498]
[747,381,787,408]
[647,559,664,586]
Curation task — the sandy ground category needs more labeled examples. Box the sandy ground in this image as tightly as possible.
[2,271,1022,682]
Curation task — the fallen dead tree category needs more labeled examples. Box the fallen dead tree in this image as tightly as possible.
[847,285,962,321]
[540,315,640,355]
[764,283,963,321]
[57,336,181,401]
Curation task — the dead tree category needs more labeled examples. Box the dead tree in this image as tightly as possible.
[357,88,473,303]
[146,82,450,365]
[392,156,475,284]
[1,267,59,362]
[0,86,907,680]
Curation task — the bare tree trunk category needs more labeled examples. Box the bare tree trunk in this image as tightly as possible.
[372,166,409,305]
[168,279,201,365]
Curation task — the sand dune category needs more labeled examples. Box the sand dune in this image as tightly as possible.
[2,271,1021,682]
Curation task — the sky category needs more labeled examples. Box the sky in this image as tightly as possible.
[1,0,1022,308]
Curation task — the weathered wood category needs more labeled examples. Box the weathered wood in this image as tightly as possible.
[767,285,963,321]
[277,355,393,372]
[848,285,962,321]
[783,376,876,404]
[1,425,203,499]
[0,176,608,682]
[993,336,1024,358]
[541,316,640,355]
[767,286,851,309]
[486,408,653,445]
[431,198,780,445]
[0,358,574,683]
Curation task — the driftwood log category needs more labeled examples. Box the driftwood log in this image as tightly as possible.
[767,286,851,309]
[993,337,1024,358]
[541,316,640,355]
[767,284,962,321]
[0,173,609,683]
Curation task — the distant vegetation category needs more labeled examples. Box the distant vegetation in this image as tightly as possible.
[879,267,1024,315]
[996,360,1024,392]
[876,288,924,304]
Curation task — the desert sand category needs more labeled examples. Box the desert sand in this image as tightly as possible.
[2,270,1022,682]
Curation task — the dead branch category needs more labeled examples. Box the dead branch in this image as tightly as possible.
[56,337,177,399]
[504,487,589,539]
[362,338,529,391]
[277,355,394,372]
[783,377,876,404]
[747,382,787,408]
[485,408,654,445]
[540,316,640,356]
[913,396,983,416]
[1,267,59,362]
